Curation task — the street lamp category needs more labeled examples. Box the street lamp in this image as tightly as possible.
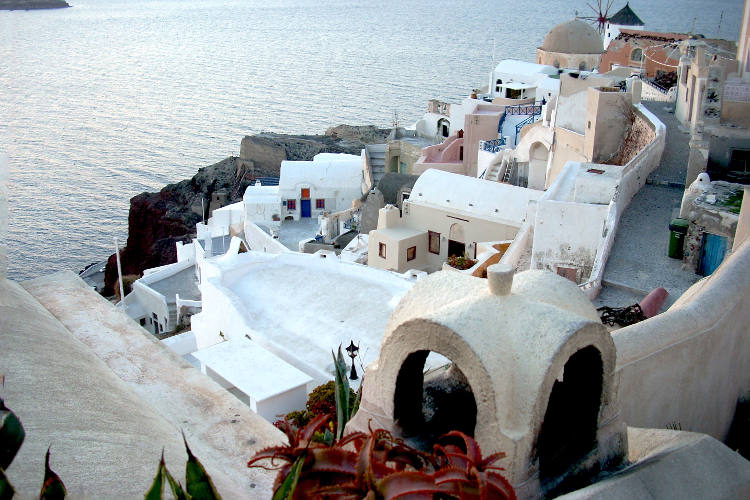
[345,340,359,380]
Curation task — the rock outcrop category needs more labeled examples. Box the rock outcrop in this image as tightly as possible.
[1,0,69,10]
[103,127,390,295]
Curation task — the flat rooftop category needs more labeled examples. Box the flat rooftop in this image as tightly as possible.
[258,218,319,251]
[213,252,417,383]
[193,337,313,401]
[148,265,201,302]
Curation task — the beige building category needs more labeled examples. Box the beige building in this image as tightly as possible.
[367,169,542,273]
[536,18,604,71]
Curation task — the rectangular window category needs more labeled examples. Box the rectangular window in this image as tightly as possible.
[429,231,440,254]
[316,199,325,209]
[287,199,296,210]
[407,246,416,261]
[379,242,387,259]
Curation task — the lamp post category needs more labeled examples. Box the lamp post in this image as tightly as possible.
[345,340,359,380]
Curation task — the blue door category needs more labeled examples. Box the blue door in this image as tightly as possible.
[301,199,311,218]
[699,233,728,276]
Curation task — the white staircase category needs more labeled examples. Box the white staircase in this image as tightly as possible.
[366,144,387,186]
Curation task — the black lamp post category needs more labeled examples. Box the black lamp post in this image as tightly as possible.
[345,340,359,380]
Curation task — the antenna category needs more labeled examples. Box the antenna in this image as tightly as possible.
[718,10,724,37]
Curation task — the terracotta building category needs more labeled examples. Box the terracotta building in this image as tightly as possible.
[600,29,689,78]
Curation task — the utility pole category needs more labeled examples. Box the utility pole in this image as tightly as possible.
[114,237,125,305]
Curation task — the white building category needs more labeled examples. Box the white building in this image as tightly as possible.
[603,2,646,50]
[486,59,561,104]
[243,153,363,227]
[367,169,544,273]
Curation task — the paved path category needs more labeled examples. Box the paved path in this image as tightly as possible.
[594,101,701,310]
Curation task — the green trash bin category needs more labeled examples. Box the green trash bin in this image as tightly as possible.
[668,218,689,259]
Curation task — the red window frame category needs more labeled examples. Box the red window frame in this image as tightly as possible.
[316,199,325,209]
[287,199,296,210]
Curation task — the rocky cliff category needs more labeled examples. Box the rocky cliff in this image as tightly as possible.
[1,0,69,9]
[103,126,390,295]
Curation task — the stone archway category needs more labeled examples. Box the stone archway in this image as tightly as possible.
[393,350,477,450]
[536,345,604,496]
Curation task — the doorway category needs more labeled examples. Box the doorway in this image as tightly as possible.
[300,188,311,218]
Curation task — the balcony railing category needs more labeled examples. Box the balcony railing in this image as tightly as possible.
[480,137,507,153]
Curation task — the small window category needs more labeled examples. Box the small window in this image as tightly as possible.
[631,48,643,62]
[379,242,387,259]
[428,231,440,254]
[287,199,296,210]
[407,246,416,261]
[152,312,158,320]
[139,318,146,326]
[316,199,325,209]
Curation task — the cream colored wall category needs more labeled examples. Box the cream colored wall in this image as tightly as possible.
[733,186,750,252]
[720,100,750,127]
[404,203,520,269]
[463,111,503,177]
[548,127,587,188]
[583,87,632,163]
[614,239,750,441]
[411,160,465,176]
[367,231,428,273]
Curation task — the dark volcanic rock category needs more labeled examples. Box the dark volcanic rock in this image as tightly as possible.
[1,0,70,10]
[103,126,390,295]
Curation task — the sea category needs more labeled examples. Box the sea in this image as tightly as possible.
[0,0,744,280]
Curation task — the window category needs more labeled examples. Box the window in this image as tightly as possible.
[407,246,416,261]
[301,188,310,199]
[428,231,440,254]
[631,48,643,62]
[316,199,325,209]
[379,242,387,259]
[287,199,296,210]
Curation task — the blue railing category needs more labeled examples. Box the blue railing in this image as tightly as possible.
[480,137,507,153]
[255,176,280,186]
[515,114,541,143]
[504,104,542,116]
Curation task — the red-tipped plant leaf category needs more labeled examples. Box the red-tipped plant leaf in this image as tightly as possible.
[39,447,66,500]
[485,471,517,500]
[376,471,443,499]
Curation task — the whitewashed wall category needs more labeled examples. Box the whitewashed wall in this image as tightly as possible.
[614,239,750,441]
[243,222,289,254]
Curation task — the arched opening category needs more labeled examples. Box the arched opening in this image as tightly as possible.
[537,345,603,497]
[578,61,587,71]
[631,48,643,62]
[437,118,450,138]
[393,350,477,450]
[528,142,549,190]
[448,223,466,257]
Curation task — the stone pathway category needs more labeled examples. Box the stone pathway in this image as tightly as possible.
[594,101,701,311]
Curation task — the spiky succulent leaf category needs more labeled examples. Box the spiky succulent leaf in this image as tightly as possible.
[332,346,351,439]
[0,399,25,471]
[183,435,221,500]
[376,470,442,499]
[39,448,66,500]
[0,466,15,500]
[272,455,304,500]
[484,471,516,500]
[163,462,188,500]
[144,454,165,500]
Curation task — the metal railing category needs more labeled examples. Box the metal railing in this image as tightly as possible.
[480,137,507,153]
[515,114,540,143]
[255,176,280,186]
[504,104,542,116]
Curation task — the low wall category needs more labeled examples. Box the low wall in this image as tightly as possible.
[244,222,289,254]
[613,239,750,441]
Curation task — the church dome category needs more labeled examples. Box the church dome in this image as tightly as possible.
[540,19,604,54]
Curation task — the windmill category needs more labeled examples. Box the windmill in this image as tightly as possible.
[578,0,615,34]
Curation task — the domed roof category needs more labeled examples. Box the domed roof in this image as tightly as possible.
[540,19,604,54]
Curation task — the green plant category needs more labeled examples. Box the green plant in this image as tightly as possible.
[447,254,477,270]
[144,433,222,500]
[0,398,67,499]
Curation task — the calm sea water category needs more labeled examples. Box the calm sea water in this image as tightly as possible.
[1,0,743,280]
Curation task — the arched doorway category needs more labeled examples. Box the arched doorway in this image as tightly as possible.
[448,223,466,257]
[528,142,549,190]
[393,350,477,450]
[437,118,450,138]
[536,345,603,496]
